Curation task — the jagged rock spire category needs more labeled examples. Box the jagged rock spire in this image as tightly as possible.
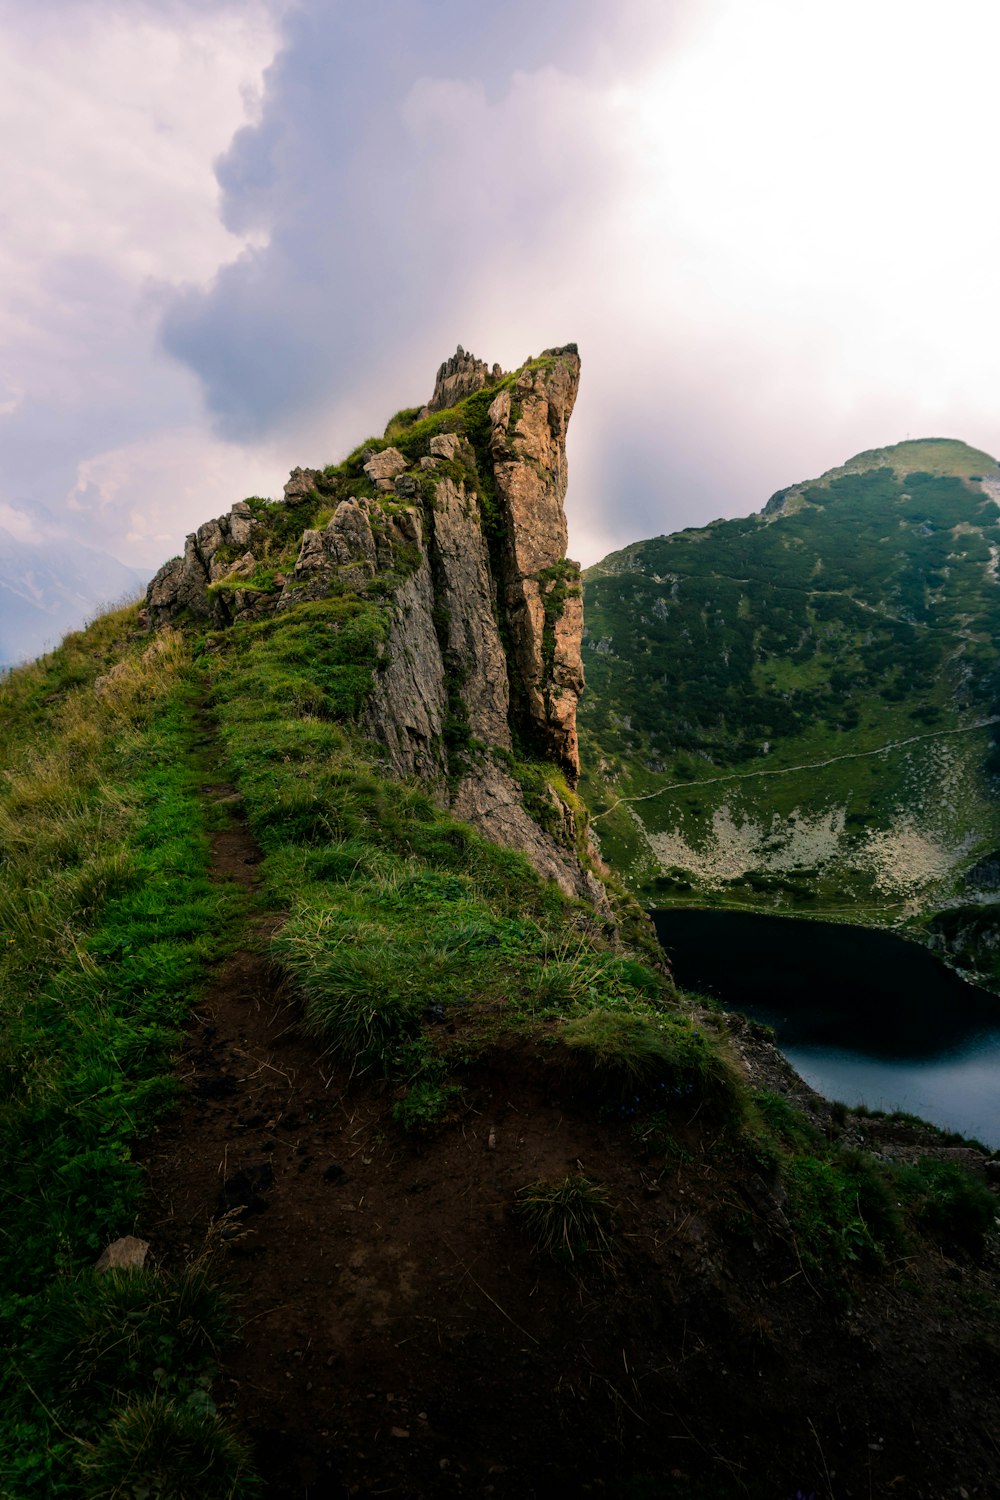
[423,346,503,414]
[142,343,594,900]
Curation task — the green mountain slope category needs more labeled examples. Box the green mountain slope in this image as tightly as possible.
[4,390,1000,1499]
[580,439,1000,980]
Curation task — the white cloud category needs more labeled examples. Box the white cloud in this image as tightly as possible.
[0,502,42,545]
[5,0,1000,586]
[0,0,280,562]
[155,0,1000,570]
[0,4,275,299]
[66,425,283,570]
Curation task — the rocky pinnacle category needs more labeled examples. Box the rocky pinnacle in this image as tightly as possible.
[489,344,583,778]
[143,344,594,899]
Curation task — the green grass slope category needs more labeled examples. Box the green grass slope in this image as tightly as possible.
[3,422,999,1495]
[580,439,1000,981]
[0,617,259,1496]
[0,584,747,1494]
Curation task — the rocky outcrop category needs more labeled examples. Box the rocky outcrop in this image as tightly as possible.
[451,762,606,906]
[146,501,261,628]
[423,346,502,415]
[359,506,447,778]
[284,468,320,503]
[290,496,382,599]
[487,347,582,776]
[363,448,409,490]
[357,346,583,782]
[359,476,513,779]
[429,478,511,748]
[145,344,597,903]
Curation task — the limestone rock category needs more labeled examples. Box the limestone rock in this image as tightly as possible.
[228,501,255,547]
[489,345,583,779]
[284,467,319,503]
[431,479,511,749]
[294,529,327,576]
[231,591,276,624]
[424,347,503,414]
[451,763,608,910]
[146,556,185,627]
[95,1236,149,1274]
[361,508,447,778]
[429,432,461,461]
[328,497,378,574]
[145,502,262,628]
[283,496,380,604]
[363,447,409,490]
[221,553,257,581]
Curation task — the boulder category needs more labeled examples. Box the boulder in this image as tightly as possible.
[222,553,258,581]
[363,448,409,490]
[95,1236,150,1274]
[429,432,461,461]
[284,467,320,503]
[228,501,255,547]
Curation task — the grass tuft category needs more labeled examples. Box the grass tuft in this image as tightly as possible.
[560,1007,744,1119]
[274,916,438,1069]
[78,1393,260,1500]
[896,1158,997,1259]
[26,1265,231,1421]
[514,1175,616,1268]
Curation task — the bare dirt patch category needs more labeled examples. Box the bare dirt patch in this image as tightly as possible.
[139,788,1000,1499]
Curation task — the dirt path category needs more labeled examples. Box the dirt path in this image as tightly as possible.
[138,765,672,1498]
[592,716,1000,823]
[137,728,1000,1500]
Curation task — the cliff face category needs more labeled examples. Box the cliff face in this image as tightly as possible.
[146,345,602,904]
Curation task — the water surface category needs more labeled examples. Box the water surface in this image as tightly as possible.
[651,908,1000,1148]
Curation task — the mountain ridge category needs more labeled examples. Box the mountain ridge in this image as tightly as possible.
[2,383,999,1498]
[0,529,146,669]
[580,437,1000,985]
[143,342,603,906]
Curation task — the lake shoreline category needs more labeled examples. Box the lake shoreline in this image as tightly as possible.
[652,904,1000,1149]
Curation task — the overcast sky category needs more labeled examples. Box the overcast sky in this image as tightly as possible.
[4,0,1000,575]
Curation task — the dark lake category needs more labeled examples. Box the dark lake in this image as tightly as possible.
[651,908,1000,1148]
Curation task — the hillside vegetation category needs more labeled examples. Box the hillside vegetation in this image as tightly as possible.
[580,439,1000,981]
[2,411,999,1497]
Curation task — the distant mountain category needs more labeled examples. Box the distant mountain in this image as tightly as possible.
[0,530,147,669]
[579,438,1000,984]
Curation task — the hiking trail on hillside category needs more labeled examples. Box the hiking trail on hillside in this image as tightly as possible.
[592,717,1000,823]
[137,709,1000,1500]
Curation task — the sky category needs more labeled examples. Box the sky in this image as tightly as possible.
[4,0,1000,578]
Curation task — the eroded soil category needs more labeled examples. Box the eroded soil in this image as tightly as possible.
[139,785,1000,1499]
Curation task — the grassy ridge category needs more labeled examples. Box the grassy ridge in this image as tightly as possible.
[202,599,719,1128]
[203,598,996,1282]
[2,580,996,1494]
[0,614,255,1496]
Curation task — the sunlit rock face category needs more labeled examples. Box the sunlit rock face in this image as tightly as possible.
[422,345,502,414]
[143,344,598,904]
[487,346,583,779]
